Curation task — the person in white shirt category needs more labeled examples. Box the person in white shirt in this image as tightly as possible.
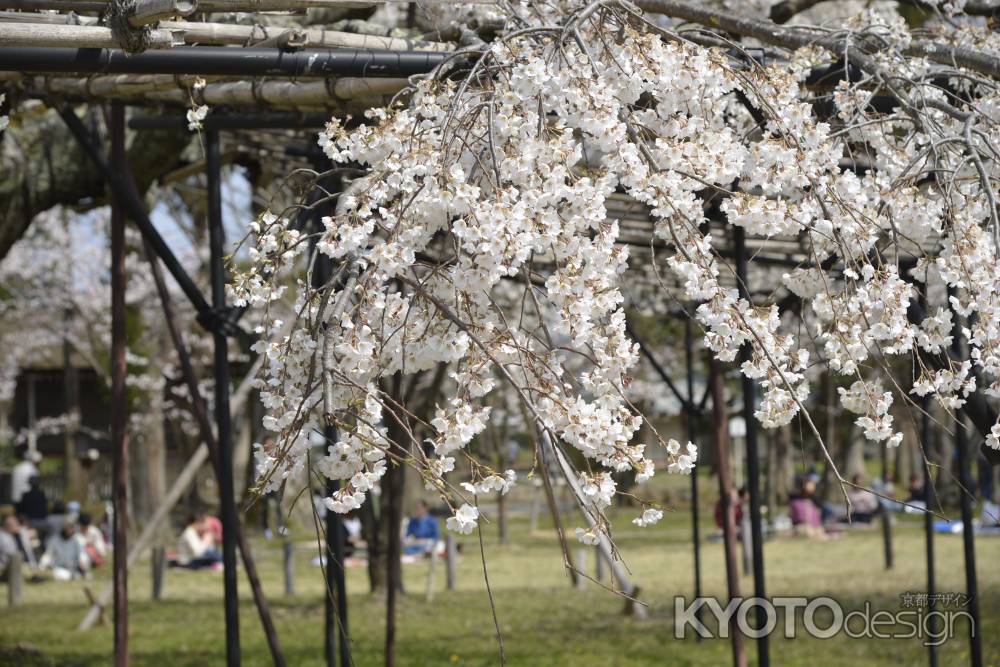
[10,448,39,504]
[175,514,222,570]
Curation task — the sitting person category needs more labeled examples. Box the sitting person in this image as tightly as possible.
[200,511,223,547]
[906,472,927,502]
[847,473,881,523]
[714,487,746,538]
[44,501,69,541]
[16,477,48,532]
[2,514,37,569]
[343,511,363,557]
[789,476,824,538]
[40,519,88,580]
[76,513,107,569]
[404,500,440,556]
[174,513,223,570]
[0,514,24,578]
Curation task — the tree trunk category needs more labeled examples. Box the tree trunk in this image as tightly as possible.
[62,308,82,501]
[130,393,167,527]
[0,108,190,261]
[709,357,747,667]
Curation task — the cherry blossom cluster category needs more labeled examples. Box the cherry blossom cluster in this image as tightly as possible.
[240,0,1000,544]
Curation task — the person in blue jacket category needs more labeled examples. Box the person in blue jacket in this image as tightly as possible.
[404,500,439,556]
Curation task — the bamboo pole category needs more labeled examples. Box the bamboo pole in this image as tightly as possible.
[129,0,198,27]
[0,11,451,50]
[0,0,489,10]
[0,22,182,49]
[0,0,368,9]
[37,73,214,97]
[157,20,451,52]
[27,73,406,110]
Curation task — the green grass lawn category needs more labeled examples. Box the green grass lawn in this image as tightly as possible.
[0,509,997,666]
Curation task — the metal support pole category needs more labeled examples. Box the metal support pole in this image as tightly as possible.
[109,101,130,667]
[950,290,983,667]
[1,46,449,76]
[921,393,938,667]
[310,170,349,667]
[684,317,703,638]
[206,129,241,667]
[732,226,768,667]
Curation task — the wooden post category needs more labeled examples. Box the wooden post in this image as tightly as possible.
[109,100,130,667]
[445,533,456,591]
[151,547,165,601]
[7,552,22,607]
[710,357,747,667]
[425,546,438,602]
[575,548,587,589]
[528,482,541,533]
[283,540,295,597]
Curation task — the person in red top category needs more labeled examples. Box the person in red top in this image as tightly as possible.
[714,487,746,536]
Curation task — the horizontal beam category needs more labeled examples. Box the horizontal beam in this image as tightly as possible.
[0,12,452,51]
[20,73,406,110]
[0,22,182,49]
[0,46,450,76]
[0,0,372,9]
